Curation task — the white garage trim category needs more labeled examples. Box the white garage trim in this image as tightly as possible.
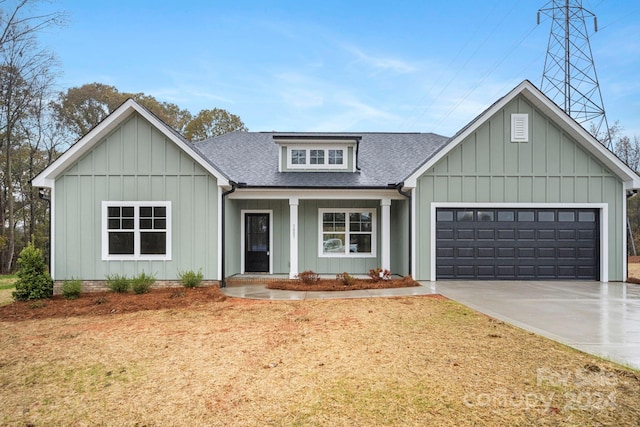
[429,202,608,282]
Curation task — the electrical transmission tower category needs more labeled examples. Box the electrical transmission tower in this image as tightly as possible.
[538,0,612,147]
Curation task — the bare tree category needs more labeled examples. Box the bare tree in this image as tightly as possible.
[0,0,63,273]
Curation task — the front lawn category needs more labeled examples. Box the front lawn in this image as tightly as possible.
[0,294,638,426]
[0,274,16,306]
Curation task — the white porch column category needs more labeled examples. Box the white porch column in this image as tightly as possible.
[289,197,299,279]
[381,197,391,271]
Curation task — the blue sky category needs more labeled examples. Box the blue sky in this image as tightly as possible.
[37,0,640,137]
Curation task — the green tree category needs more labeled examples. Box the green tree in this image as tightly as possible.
[183,108,247,141]
[53,83,247,142]
[12,241,53,301]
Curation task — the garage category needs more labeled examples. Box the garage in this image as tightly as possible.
[435,208,599,280]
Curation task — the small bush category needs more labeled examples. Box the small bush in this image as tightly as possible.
[106,274,130,293]
[12,242,53,301]
[368,268,391,281]
[62,279,82,300]
[131,272,155,294]
[336,272,356,286]
[297,270,320,284]
[179,269,203,288]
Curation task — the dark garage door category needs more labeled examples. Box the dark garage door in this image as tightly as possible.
[436,208,599,280]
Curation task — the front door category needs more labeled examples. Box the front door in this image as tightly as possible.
[245,213,270,272]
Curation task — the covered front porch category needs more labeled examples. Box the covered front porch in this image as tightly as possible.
[223,189,411,280]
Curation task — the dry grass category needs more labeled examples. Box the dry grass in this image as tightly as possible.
[0,275,16,306]
[628,262,640,280]
[1,296,639,426]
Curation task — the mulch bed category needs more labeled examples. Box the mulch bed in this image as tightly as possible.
[266,276,419,291]
[0,286,227,321]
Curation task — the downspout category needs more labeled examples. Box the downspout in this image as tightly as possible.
[395,182,412,276]
[627,190,638,256]
[220,181,238,288]
[38,188,51,273]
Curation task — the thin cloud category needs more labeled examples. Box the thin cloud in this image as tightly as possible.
[342,44,416,74]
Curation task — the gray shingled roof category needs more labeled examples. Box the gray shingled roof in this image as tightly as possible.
[189,132,450,188]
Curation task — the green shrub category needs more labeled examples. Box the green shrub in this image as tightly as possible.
[336,272,356,286]
[62,279,82,300]
[12,242,53,301]
[178,269,203,288]
[131,272,155,294]
[105,274,130,293]
[297,270,320,284]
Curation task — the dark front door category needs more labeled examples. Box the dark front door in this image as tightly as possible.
[245,213,270,273]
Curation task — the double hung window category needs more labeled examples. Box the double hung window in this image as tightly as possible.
[320,209,375,257]
[102,202,171,260]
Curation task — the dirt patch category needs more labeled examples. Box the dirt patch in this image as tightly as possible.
[629,256,640,263]
[267,276,418,291]
[0,286,226,321]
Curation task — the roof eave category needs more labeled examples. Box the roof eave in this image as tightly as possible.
[404,80,640,188]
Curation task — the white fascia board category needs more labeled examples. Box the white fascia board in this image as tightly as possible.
[228,188,407,200]
[404,80,640,189]
[31,99,229,188]
[518,85,640,189]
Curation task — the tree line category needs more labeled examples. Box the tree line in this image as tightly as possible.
[0,1,247,273]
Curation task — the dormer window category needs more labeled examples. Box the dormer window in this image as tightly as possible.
[286,146,347,169]
[291,149,306,165]
[273,134,360,172]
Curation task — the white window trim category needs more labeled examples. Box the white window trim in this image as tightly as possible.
[287,146,348,170]
[101,201,172,261]
[318,208,376,258]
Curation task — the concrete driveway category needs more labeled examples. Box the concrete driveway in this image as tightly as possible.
[425,280,640,370]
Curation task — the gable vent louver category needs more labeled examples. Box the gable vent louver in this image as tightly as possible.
[511,113,529,142]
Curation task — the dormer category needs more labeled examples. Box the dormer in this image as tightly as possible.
[273,134,360,172]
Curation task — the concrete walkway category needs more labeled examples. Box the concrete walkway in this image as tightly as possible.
[430,280,640,370]
[220,283,437,300]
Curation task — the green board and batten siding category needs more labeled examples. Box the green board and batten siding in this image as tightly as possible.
[54,113,219,280]
[414,95,625,281]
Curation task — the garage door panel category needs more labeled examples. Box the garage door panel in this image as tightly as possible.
[497,247,516,258]
[558,247,576,258]
[578,229,596,240]
[497,229,515,239]
[558,229,577,240]
[477,247,495,258]
[435,208,599,280]
[477,229,495,239]
[437,229,454,239]
[518,229,535,239]
[538,247,556,258]
[518,247,535,258]
[457,247,474,257]
[456,229,474,239]
[538,229,556,240]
